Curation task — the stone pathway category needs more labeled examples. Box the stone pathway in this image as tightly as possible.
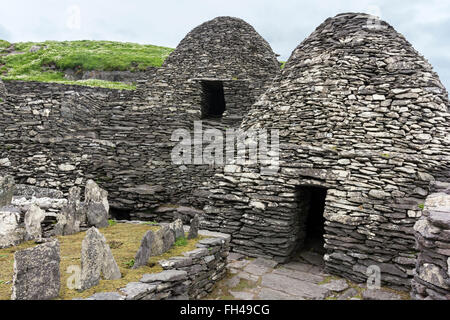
[205,251,410,300]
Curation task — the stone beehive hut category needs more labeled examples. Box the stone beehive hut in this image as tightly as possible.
[202,13,450,289]
[142,16,280,125]
[0,17,279,219]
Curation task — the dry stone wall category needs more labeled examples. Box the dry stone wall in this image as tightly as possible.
[84,230,230,300]
[0,78,6,100]
[0,16,280,219]
[411,182,450,299]
[201,13,450,290]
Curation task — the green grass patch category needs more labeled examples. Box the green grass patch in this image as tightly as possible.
[174,237,188,247]
[124,259,135,268]
[143,221,158,225]
[108,219,117,227]
[0,40,173,89]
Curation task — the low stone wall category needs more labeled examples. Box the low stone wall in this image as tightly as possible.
[411,184,450,300]
[85,229,230,300]
[63,68,156,84]
[0,79,247,216]
[3,80,134,100]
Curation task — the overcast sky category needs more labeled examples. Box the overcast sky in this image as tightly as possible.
[0,0,449,89]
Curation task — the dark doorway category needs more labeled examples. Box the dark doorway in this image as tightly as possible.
[200,80,226,119]
[110,207,131,220]
[295,186,327,256]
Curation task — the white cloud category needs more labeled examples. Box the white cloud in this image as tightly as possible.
[0,0,449,89]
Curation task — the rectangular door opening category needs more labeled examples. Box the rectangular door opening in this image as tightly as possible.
[294,186,327,263]
[200,80,226,119]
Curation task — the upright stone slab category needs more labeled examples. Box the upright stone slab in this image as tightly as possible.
[133,230,155,268]
[11,240,60,300]
[0,206,24,248]
[151,225,175,256]
[188,214,200,239]
[169,218,185,239]
[84,180,109,228]
[163,226,175,252]
[0,175,15,207]
[79,227,121,291]
[24,203,46,241]
[57,186,83,235]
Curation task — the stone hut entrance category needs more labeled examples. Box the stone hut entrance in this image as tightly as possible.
[200,80,226,119]
[295,186,327,256]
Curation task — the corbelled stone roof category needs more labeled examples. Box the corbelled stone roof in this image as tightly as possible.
[142,16,281,112]
[162,16,280,80]
[243,12,450,176]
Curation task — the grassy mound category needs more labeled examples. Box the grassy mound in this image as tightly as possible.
[0,40,174,90]
[0,222,202,300]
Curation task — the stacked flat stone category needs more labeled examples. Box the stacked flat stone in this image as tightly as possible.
[411,184,450,299]
[202,13,450,290]
[0,17,280,215]
[84,232,230,300]
[0,78,6,100]
[141,16,280,122]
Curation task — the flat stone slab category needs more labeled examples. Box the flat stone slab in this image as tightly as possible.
[159,256,193,269]
[120,282,157,300]
[226,275,241,288]
[243,263,271,276]
[198,237,224,246]
[230,291,254,300]
[283,261,313,273]
[227,252,244,262]
[257,288,297,300]
[273,267,324,284]
[85,292,124,300]
[183,248,209,258]
[320,279,349,292]
[237,271,259,283]
[251,257,278,269]
[261,273,330,299]
[228,259,251,269]
[362,289,403,300]
[141,270,187,283]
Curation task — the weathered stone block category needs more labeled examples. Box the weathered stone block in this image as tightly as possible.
[0,175,15,207]
[0,206,24,248]
[11,240,60,300]
[79,227,121,291]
